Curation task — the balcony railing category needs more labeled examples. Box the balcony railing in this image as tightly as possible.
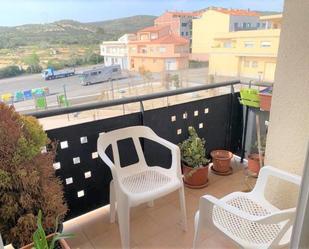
[25,80,270,220]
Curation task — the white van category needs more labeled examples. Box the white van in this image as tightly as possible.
[80,65,122,86]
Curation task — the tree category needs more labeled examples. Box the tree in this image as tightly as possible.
[0,104,68,247]
[0,66,24,79]
[22,52,41,73]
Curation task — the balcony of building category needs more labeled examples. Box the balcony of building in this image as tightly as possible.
[1,1,309,249]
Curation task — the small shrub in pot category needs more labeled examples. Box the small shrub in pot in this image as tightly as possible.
[179,127,209,188]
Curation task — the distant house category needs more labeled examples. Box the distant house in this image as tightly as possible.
[128,25,190,72]
[208,14,282,82]
[192,7,263,61]
[154,11,203,51]
[100,34,136,70]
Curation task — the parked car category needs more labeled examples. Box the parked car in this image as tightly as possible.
[80,65,122,86]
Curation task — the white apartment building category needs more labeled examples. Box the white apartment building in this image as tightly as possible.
[100,34,136,70]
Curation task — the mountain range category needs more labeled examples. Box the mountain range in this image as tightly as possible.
[0,15,157,49]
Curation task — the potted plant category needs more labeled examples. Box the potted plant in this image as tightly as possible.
[210,150,233,175]
[20,210,73,249]
[179,127,210,188]
[248,136,266,176]
[0,103,68,248]
[259,87,273,111]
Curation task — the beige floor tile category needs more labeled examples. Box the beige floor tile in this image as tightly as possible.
[65,229,95,249]
[62,164,252,249]
[131,214,163,244]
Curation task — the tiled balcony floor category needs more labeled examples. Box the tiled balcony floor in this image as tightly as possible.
[63,159,254,249]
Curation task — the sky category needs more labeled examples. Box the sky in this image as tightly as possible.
[0,0,284,26]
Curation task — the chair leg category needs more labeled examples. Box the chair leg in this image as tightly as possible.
[179,186,187,231]
[110,180,116,223]
[147,200,154,207]
[117,198,130,249]
[193,211,202,249]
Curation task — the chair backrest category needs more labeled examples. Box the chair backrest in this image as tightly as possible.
[252,166,301,197]
[97,126,157,177]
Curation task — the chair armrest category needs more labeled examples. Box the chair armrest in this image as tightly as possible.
[200,195,296,225]
[200,195,261,222]
[146,134,182,177]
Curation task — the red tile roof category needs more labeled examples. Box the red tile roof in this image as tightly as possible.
[139,25,169,32]
[153,33,189,44]
[129,33,189,45]
[168,11,202,17]
[213,7,259,16]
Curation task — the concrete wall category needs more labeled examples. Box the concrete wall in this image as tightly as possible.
[264,0,309,210]
[192,10,230,55]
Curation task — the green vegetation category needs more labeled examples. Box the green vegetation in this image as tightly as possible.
[0,65,24,79]
[189,60,209,69]
[0,15,156,49]
[0,15,156,78]
[0,103,67,247]
[32,210,74,249]
[178,127,209,168]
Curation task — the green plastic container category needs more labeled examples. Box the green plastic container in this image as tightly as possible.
[35,96,47,109]
[239,88,260,108]
[57,94,70,107]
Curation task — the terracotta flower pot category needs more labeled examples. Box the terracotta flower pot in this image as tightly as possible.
[20,234,71,249]
[210,150,233,173]
[182,164,209,189]
[248,153,264,175]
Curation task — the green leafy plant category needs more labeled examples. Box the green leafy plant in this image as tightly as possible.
[178,127,209,168]
[32,210,74,249]
[0,103,68,247]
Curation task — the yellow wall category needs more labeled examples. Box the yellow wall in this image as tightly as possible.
[192,10,230,55]
[209,54,240,77]
[209,29,280,81]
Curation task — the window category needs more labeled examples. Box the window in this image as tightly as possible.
[181,22,187,27]
[150,33,157,40]
[90,71,98,76]
[261,41,271,48]
[244,41,254,48]
[251,61,258,68]
[159,47,166,53]
[224,41,232,48]
[257,23,260,28]
[244,60,250,67]
[181,32,184,36]
[186,32,188,36]
[234,23,239,30]
[112,68,118,72]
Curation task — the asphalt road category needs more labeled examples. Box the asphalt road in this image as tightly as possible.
[0,66,209,112]
[0,65,145,99]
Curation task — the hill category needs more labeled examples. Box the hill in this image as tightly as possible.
[0,15,157,49]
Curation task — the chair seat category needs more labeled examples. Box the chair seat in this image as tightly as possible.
[213,195,282,245]
[121,169,172,194]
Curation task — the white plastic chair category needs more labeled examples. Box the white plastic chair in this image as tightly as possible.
[193,166,301,249]
[97,126,187,249]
